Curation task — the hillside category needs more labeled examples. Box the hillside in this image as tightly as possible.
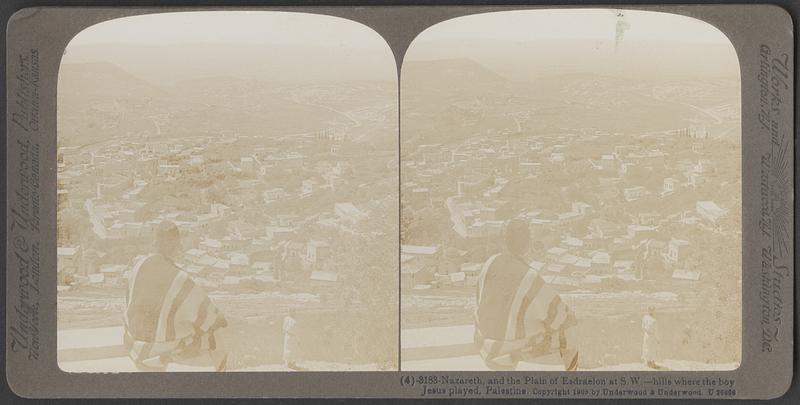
[57,62,384,146]
[401,58,739,146]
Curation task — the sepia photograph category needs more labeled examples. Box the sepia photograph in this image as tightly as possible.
[400,9,742,371]
[3,1,795,399]
[56,11,399,372]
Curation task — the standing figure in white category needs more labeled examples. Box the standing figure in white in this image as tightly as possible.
[642,305,660,369]
[283,308,301,370]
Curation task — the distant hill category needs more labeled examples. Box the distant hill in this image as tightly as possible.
[62,43,398,85]
[401,57,738,145]
[401,59,514,146]
[57,62,376,146]
[58,62,173,146]
[402,58,509,92]
[404,38,740,82]
[58,62,167,108]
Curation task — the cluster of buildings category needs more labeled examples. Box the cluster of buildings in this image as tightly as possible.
[57,127,386,301]
[401,126,740,292]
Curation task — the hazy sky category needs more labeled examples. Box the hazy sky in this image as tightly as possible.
[69,11,389,49]
[64,9,737,83]
[402,8,739,79]
[415,9,732,45]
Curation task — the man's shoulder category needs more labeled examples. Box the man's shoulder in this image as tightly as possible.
[485,253,529,272]
[484,252,510,267]
[482,253,535,290]
[137,254,182,276]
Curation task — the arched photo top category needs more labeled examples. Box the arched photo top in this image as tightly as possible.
[402,9,740,82]
[400,8,742,143]
[57,10,399,147]
[61,11,397,85]
[56,10,400,373]
[399,8,742,373]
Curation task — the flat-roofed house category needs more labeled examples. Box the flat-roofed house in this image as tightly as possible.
[401,244,441,276]
[696,200,727,222]
[57,247,79,284]
[334,202,365,224]
[306,240,331,268]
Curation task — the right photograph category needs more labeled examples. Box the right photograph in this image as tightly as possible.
[400,9,741,371]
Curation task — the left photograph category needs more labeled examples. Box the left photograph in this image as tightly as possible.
[56,11,399,372]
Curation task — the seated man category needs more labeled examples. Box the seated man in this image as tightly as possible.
[123,220,229,371]
[474,218,579,371]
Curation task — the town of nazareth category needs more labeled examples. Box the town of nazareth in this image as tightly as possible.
[399,54,742,370]
[56,57,399,371]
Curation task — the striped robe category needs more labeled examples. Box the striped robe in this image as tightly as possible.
[123,254,227,369]
[474,253,577,370]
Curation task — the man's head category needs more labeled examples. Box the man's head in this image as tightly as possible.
[505,218,531,257]
[648,305,656,316]
[155,220,181,259]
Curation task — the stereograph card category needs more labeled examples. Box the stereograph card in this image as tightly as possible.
[3,2,795,399]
